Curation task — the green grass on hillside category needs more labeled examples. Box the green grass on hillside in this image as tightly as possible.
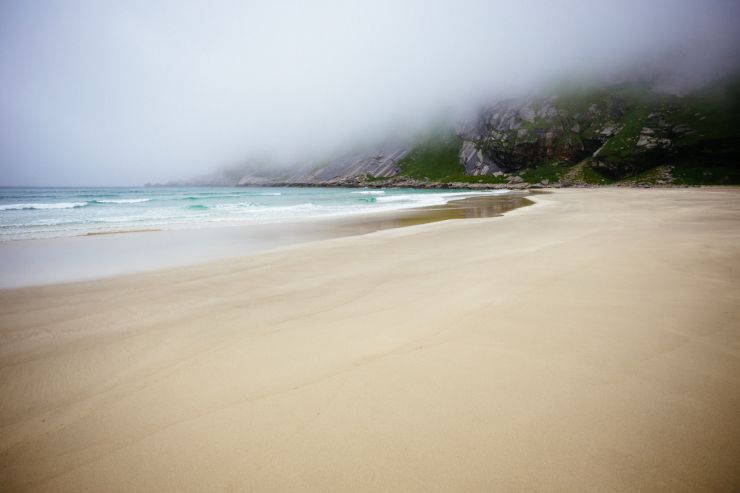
[671,163,740,185]
[596,108,648,159]
[397,133,465,181]
[396,133,513,184]
[519,162,571,183]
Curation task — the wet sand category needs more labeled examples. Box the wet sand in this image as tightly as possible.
[1,188,739,492]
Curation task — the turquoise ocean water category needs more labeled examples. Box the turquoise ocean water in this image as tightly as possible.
[0,187,509,241]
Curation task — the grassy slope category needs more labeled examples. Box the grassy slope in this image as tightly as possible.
[396,133,507,184]
[396,133,463,180]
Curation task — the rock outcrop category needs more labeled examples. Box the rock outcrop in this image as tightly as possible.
[458,140,503,176]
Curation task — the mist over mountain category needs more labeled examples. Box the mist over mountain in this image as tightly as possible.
[1,1,739,186]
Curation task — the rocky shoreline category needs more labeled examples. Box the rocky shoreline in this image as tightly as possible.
[235,176,694,190]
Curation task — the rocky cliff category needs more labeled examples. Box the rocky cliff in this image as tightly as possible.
[458,78,739,184]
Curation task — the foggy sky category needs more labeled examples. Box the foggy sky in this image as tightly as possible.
[1,0,739,186]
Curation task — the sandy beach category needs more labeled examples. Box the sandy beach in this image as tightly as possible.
[1,188,739,491]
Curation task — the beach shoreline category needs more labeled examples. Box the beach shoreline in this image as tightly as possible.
[1,188,739,491]
[0,191,532,288]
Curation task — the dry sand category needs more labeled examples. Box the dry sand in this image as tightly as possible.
[1,188,739,492]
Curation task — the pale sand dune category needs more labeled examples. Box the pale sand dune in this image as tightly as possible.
[1,188,739,492]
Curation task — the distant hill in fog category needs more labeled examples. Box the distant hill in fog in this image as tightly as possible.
[178,75,740,188]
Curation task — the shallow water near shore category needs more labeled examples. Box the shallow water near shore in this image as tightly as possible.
[0,186,523,241]
[0,190,532,287]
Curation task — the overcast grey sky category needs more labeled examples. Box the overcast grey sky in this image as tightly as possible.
[1,0,739,186]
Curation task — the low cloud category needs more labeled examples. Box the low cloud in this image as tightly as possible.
[1,0,739,185]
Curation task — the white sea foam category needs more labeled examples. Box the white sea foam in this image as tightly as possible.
[217,202,318,215]
[94,198,151,204]
[214,201,259,210]
[373,190,510,209]
[0,187,513,241]
[375,195,415,203]
[0,202,87,211]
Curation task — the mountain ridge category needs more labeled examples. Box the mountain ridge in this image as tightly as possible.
[173,76,740,188]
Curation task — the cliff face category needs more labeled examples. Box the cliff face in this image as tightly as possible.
[461,79,740,182]
[460,95,599,172]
